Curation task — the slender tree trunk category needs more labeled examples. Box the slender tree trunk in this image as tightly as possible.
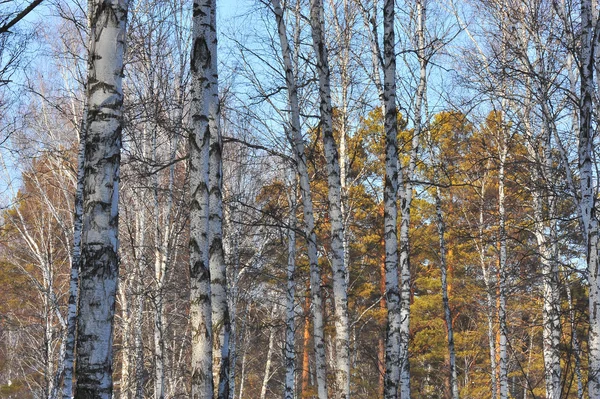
[397,1,428,395]
[151,121,170,399]
[309,0,350,396]
[580,1,600,396]
[237,328,248,399]
[208,65,231,399]
[519,96,563,399]
[497,132,508,399]
[189,0,218,396]
[284,180,297,399]
[567,283,584,399]
[302,291,311,399]
[378,243,386,398]
[382,0,400,396]
[260,312,276,399]
[478,175,498,399]
[272,1,328,397]
[134,200,146,399]
[433,184,459,399]
[74,0,128,394]
[62,100,87,399]
[119,278,133,398]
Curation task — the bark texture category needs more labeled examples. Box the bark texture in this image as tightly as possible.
[382,0,401,397]
[580,1,600,396]
[74,0,128,395]
[189,0,218,397]
[273,0,328,397]
[309,0,350,396]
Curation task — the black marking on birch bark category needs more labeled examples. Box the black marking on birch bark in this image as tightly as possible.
[192,2,206,17]
[191,37,210,73]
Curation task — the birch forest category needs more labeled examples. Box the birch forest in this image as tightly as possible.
[2,0,600,398]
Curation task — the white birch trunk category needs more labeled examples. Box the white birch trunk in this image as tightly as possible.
[498,131,508,399]
[260,313,276,399]
[285,180,297,399]
[580,1,600,396]
[62,100,87,399]
[479,175,498,399]
[398,2,428,396]
[74,0,128,395]
[209,91,231,399]
[567,283,584,399]
[134,200,146,399]
[524,112,562,399]
[309,0,350,396]
[272,0,328,397]
[151,122,167,399]
[189,0,217,396]
[382,0,401,396]
[119,278,133,398]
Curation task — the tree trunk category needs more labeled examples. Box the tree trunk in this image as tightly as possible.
[62,100,87,399]
[567,283,584,399]
[497,131,508,399]
[478,175,498,399]
[302,290,311,399]
[133,197,146,399]
[209,66,231,399]
[272,1,328,397]
[382,0,401,396]
[433,184,459,399]
[74,0,128,395]
[189,0,218,396]
[580,1,600,396]
[260,310,276,399]
[309,0,350,397]
[284,179,297,399]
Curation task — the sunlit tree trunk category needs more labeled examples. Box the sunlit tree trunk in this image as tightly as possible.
[398,2,428,396]
[272,0,327,397]
[189,0,218,396]
[133,197,146,399]
[433,183,458,399]
[497,123,508,399]
[523,99,562,399]
[567,283,584,399]
[580,1,600,396]
[309,0,350,396]
[260,307,276,399]
[284,178,297,399]
[478,173,498,399]
[382,0,400,396]
[62,99,87,399]
[209,63,231,399]
[74,0,128,394]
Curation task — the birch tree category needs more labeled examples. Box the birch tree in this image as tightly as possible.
[309,0,350,396]
[189,0,218,396]
[74,0,128,395]
[382,0,401,396]
[271,0,328,396]
[579,0,600,394]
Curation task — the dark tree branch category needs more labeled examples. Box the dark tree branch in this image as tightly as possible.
[0,0,43,34]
